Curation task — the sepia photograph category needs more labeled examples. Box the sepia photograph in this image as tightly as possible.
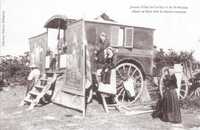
[0,0,200,130]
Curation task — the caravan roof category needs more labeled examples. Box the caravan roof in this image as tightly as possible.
[44,14,155,31]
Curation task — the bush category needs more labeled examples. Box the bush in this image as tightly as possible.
[179,96,200,110]
[153,48,195,77]
[0,54,30,86]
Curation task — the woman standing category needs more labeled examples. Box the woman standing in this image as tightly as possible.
[152,67,182,124]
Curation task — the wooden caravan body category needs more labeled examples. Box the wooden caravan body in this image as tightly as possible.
[44,15,154,77]
[28,14,155,114]
[83,19,154,77]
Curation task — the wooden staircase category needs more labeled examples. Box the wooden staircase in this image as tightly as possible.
[20,73,58,110]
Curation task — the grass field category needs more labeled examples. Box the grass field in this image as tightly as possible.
[0,86,200,130]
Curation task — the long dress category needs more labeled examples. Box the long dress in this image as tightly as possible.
[101,58,113,84]
[152,74,182,123]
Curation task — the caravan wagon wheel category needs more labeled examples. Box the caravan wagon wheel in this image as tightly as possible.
[159,71,189,100]
[178,74,189,99]
[115,62,144,106]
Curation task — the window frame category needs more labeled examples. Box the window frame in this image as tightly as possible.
[124,27,134,48]
[110,26,121,47]
[117,27,124,47]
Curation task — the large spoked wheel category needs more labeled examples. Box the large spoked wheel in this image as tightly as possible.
[115,62,144,106]
[178,74,189,99]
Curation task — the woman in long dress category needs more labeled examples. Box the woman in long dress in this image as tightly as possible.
[152,67,182,123]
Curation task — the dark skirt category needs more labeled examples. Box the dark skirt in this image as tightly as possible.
[101,69,111,84]
[152,89,182,123]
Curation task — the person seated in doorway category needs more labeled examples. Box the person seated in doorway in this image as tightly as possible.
[101,47,115,84]
[87,46,115,103]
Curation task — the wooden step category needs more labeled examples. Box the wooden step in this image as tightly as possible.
[20,73,58,109]
[24,98,33,103]
[35,85,44,89]
[29,90,40,96]
[40,78,48,81]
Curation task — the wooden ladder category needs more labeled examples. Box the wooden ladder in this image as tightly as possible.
[20,73,58,110]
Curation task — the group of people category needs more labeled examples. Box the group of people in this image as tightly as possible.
[26,31,182,125]
[88,31,182,125]
[93,31,183,123]
[86,32,115,103]
[26,49,58,95]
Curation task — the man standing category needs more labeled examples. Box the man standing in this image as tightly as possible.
[94,32,109,70]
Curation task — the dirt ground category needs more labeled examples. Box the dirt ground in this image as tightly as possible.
[0,86,200,130]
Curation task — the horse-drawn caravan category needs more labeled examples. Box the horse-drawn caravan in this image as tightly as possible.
[23,14,155,115]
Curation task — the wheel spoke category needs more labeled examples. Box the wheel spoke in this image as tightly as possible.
[117,69,123,79]
[131,69,137,77]
[135,75,141,80]
[117,85,123,91]
[123,65,126,73]
[118,87,124,96]
[127,66,131,76]
[122,91,126,102]
[117,80,123,87]
[180,94,184,98]
[180,89,186,92]
[117,80,123,85]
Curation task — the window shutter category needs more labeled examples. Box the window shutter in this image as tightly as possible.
[111,26,119,46]
[125,28,134,48]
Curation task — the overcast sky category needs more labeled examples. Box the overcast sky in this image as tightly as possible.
[2,0,200,59]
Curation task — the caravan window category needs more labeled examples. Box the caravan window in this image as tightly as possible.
[118,28,124,46]
[111,26,134,48]
[111,26,123,47]
[124,27,134,48]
